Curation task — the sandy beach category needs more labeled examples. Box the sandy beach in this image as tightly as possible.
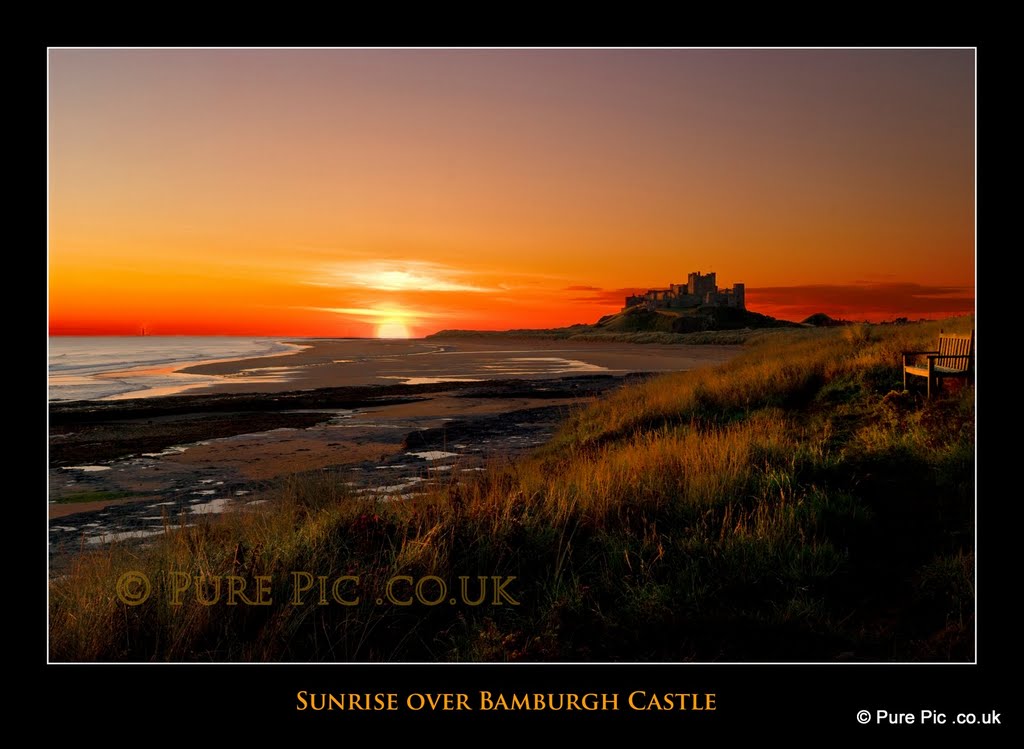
[49,338,742,559]
[180,337,742,393]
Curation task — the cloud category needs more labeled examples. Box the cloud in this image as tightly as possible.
[747,282,974,320]
[302,306,446,320]
[310,261,492,293]
[566,287,649,306]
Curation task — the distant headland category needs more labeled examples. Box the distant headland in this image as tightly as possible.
[430,270,796,343]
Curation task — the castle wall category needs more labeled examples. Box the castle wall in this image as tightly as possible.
[623,272,745,311]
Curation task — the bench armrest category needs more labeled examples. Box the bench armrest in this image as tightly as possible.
[903,350,939,367]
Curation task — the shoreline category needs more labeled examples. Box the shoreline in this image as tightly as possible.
[180,336,743,394]
[50,375,631,466]
[48,337,310,402]
[49,336,742,402]
[49,339,743,560]
[48,373,649,563]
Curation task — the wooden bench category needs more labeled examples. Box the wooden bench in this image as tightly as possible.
[902,330,974,398]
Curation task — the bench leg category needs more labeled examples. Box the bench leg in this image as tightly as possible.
[903,369,907,391]
[927,375,932,399]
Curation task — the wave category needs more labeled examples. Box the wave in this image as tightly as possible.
[48,337,305,401]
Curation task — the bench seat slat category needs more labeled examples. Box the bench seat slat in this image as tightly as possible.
[902,330,973,397]
[904,365,969,377]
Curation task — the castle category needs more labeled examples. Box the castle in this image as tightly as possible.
[623,272,745,311]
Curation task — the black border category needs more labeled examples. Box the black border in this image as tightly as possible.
[42,39,1002,735]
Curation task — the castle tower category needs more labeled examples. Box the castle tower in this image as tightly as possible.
[687,271,718,298]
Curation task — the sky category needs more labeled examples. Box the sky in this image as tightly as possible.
[49,49,975,337]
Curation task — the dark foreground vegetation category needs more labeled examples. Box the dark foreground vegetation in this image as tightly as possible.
[50,318,974,661]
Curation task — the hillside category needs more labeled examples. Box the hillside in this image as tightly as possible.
[594,304,797,333]
[429,305,799,344]
[802,312,854,327]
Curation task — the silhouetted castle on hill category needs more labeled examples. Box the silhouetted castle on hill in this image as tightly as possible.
[623,271,745,311]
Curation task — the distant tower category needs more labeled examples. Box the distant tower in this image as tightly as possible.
[687,271,718,298]
[733,283,745,309]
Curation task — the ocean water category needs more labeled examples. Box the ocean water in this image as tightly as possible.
[48,337,305,401]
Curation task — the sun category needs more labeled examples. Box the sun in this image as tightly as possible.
[375,321,412,339]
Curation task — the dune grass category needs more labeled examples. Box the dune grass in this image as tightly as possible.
[49,317,974,661]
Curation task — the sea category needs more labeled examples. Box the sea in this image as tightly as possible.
[48,337,304,401]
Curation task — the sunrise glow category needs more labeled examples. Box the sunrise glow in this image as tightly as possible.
[376,322,412,339]
[48,49,974,336]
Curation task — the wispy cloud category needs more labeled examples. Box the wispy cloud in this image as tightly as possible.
[302,306,446,320]
[747,282,974,319]
[565,287,648,306]
[309,261,492,293]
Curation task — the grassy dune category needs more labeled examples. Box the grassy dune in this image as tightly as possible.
[49,318,975,661]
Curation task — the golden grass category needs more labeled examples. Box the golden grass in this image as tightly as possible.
[50,316,975,661]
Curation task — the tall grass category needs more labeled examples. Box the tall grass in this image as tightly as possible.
[50,317,974,661]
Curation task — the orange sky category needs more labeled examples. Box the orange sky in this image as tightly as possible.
[49,49,974,336]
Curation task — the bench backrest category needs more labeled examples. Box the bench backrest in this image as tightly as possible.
[936,331,974,372]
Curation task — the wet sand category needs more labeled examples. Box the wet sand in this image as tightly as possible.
[50,339,743,558]
[180,337,741,393]
[49,376,625,555]
[49,495,161,520]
